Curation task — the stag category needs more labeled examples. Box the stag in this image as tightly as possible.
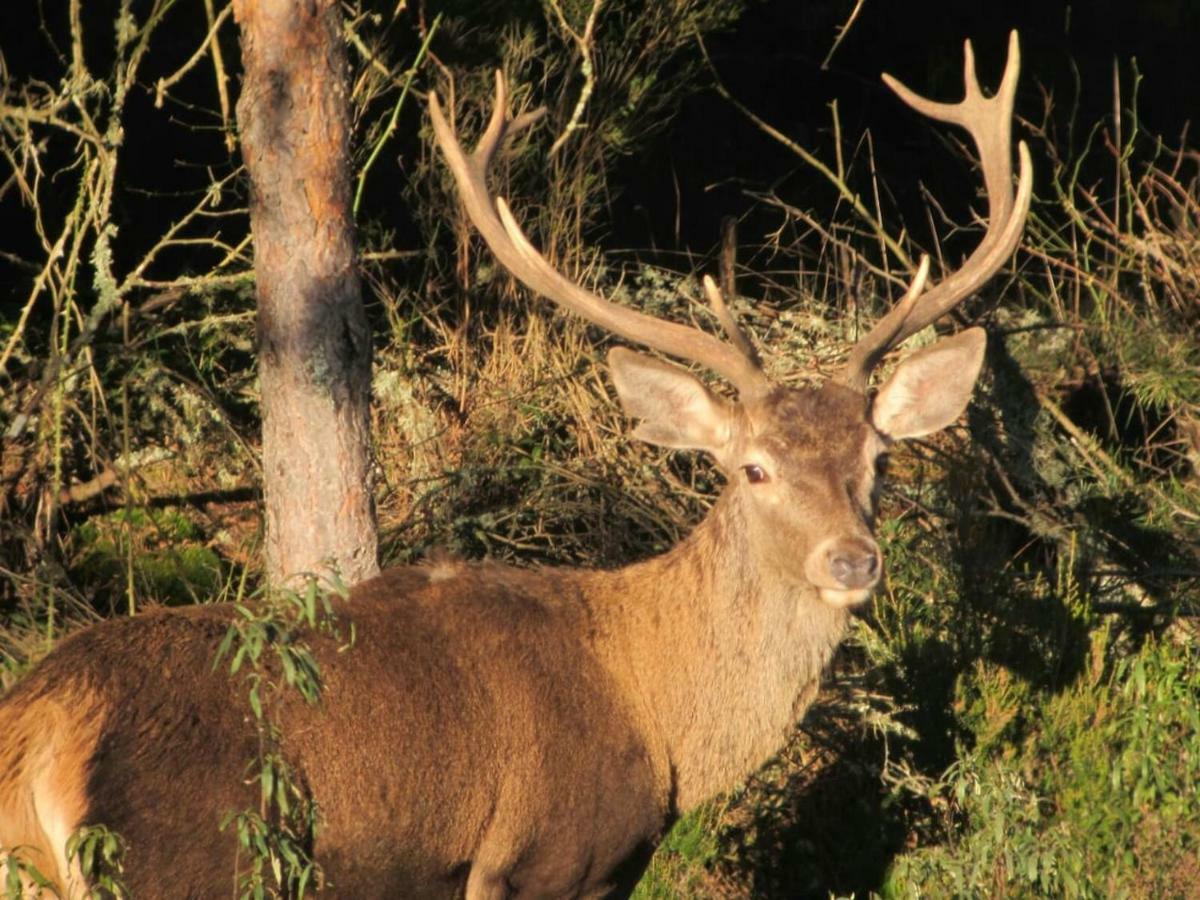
[0,33,1030,898]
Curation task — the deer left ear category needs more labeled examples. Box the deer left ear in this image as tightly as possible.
[608,347,736,456]
[871,328,986,440]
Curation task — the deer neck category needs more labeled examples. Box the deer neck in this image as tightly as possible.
[587,491,851,813]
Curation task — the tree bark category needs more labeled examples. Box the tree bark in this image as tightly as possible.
[233,0,378,586]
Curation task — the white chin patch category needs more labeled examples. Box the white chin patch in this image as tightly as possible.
[818,588,873,608]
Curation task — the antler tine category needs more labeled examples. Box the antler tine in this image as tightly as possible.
[840,256,932,385]
[839,30,1033,391]
[430,71,769,399]
[428,72,546,275]
[702,275,761,367]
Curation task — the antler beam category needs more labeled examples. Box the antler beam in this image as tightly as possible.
[429,72,770,399]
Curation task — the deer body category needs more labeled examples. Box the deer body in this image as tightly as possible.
[0,33,1030,898]
[1,496,850,898]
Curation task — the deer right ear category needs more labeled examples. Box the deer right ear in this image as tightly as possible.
[608,347,735,455]
[870,328,986,440]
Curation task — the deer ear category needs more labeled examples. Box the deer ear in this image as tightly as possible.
[871,328,986,440]
[608,347,735,455]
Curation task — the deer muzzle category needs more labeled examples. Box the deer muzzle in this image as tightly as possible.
[805,535,882,607]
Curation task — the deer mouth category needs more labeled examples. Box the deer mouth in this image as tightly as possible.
[817,587,874,608]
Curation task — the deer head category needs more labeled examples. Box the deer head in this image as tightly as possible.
[430,33,1031,609]
[604,330,990,607]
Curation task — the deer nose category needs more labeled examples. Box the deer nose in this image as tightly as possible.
[826,538,881,590]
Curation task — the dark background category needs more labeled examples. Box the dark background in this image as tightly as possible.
[615,0,1200,255]
[1,0,1197,299]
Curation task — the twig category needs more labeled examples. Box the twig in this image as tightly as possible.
[750,190,905,289]
[153,3,234,110]
[344,15,398,81]
[204,0,235,152]
[352,13,441,218]
[820,0,866,71]
[1038,388,1199,523]
[0,194,86,375]
[362,249,424,261]
[0,103,102,147]
[57,447,175,506]
[119,168,245,290]
[547,0,603,157]
[698,34,912,271]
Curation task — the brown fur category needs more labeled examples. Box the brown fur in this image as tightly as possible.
[0,678,102,894]
[0,380,951,898]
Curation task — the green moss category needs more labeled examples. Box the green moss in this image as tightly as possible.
[71,507,224,607]
[633,806,722,899]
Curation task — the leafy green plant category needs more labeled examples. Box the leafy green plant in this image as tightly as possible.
[71,508,224,611]
[214,578,351,899]
[66,824,129,899]
[884,634,1200,898]
[0,850,58,900]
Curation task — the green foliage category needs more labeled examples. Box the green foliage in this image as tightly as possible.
[214,579,351,899]
[0,825,128,899]
[0,851,57,900]
[66,824,129,899]
[71,508,223,609]
[214,577,347,708]
[885,636,1200,898]
[222,802,320,900]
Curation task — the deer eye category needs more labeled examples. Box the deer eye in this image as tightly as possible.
[742,464,769,484]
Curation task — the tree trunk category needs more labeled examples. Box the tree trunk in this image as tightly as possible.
[233,0,378,586]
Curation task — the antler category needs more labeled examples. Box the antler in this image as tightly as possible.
[839,30,1033,391]
[429,71,770,398]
